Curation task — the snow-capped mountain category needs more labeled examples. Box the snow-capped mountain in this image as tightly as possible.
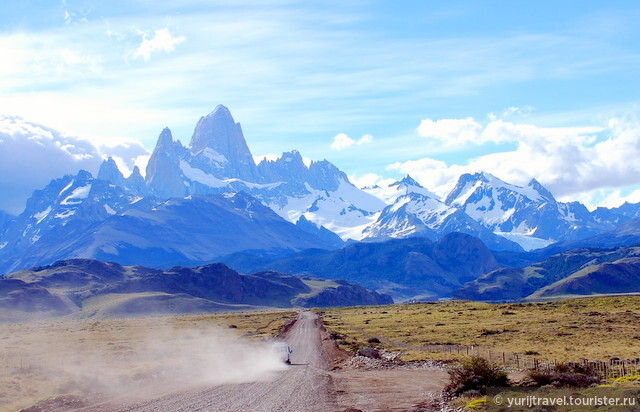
[358,171,640,251]
[0,170,142,273]
[141,105,384,240]
[0,105,385,273]
[362,180,523,251]
[591,201,640,226]
[3,103,640,273]
[0,168,335,274]
[443,172,609,247]
[362,175,437,205]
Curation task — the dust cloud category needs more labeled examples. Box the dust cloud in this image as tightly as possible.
[1,322,288,409]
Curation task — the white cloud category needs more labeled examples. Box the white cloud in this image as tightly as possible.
[134,155,151,177]
[56,48,102,74]
[417,118,482,146]
[0,116,149,214]
[348,173,394,189]
[331,133,355,150]
[416,116,602,148]
[330,133,373,150]
[0,116,101,213]
[133,28,186,61]
[391,117,640,204]
[359,134,373,144]
[565,188,640,211]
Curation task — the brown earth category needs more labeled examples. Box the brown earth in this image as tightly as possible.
[318,320,451,412]
[18,312,453,412]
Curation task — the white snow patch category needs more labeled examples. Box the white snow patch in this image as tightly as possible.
[198,148,228,165]
[389,196,412,213]
[364,179,438,205]
[512,221,536,235]
[104,204,116,215]
[59,179,74,196]
[223,178,283,190]
[494,232,554,251]
[180,161,227,188]
[33,206,52,224]
[450,181,480,207]
[482,173,543,202]
[406,196,456,227]
[269,180,385,241]
[60,184,91,205]
[54,209,76,219]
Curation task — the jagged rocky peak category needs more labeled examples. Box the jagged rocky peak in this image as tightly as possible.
[188,105,258,182]
[444,171,536,206]
[280,149,304,164]
[155,127,176,151]
[392,175,422,187]
[390,175,428,192]
[257,150,309,184]
[308,159,349,191]
[145,127,187,198]
[389,174,438,200]
[527,178,555,201]
[97,157,125,187]
[75,169,94,183]
[189,105,235,153]
[126,166,146,194]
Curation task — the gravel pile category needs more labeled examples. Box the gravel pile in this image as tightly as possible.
[345,353,449,371]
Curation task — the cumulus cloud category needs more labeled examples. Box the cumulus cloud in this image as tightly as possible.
[330,133,373,150]
[133,28,186,61]
[488,106,533,121]
[417,118,482,146]
[0,116,149,214]
[348,173,394,189]
[416,115,600,147]
[96,138,149,176]
[568,188,640,211]
[391,116,640,208]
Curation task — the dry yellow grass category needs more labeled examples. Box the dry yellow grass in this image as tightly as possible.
[321,297,640,363]
[0,310,296,412]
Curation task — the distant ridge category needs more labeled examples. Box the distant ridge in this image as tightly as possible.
[0,259,392,320]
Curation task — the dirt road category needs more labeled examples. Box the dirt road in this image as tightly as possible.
[89,311,335,412]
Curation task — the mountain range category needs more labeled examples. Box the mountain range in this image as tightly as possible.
[1,104,640,302]
[0,258,391,320]
[221,232,502,301]
[454,243,640,301]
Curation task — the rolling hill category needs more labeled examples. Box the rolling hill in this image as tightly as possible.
[453,244,640,301]
[0,259,392,320]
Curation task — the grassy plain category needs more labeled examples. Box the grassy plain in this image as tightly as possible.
[321,297,640,362]
[0,310,296,412]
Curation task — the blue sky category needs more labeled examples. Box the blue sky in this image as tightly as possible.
[1,0,640,213]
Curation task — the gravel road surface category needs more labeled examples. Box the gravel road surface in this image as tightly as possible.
[87,311,335,412]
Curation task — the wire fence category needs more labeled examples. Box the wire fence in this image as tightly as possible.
[337,320,640,379]
[393,341,639,378]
